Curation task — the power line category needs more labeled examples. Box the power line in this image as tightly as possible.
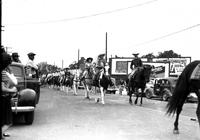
[6,0,158,25]
[134,24,200,47]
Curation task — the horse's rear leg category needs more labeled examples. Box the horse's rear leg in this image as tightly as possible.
[196,92,200,127]
[134,89,139,105]
[128,87,133,105]
[173,105,183,134]
[135,94,138,105]
[140,93,143,105]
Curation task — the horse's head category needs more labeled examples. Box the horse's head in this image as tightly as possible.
[143,65,152,82]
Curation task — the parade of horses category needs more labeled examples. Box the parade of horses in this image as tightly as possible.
[37,56,200,136]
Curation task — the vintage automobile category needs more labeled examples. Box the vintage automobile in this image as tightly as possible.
[9,62,40,124]
[145,77,178,101]
[145,77,198,102]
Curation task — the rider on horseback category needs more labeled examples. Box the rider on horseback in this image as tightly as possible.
[81,57,93,80]
[128,53,143,80]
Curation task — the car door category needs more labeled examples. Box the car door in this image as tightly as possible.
[25,67,40,104]
[154,79,162,96]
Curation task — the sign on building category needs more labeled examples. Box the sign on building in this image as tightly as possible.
[110,57,191,80]
[152,57,191,77]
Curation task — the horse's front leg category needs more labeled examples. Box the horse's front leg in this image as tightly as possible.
[83,84,90,99]
[73,83,77,95]
[128,87,133,105]
[100,87,105,104]
[134,89,138,105]
[140,89,144,105]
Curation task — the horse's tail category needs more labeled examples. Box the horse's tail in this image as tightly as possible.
[166,71,189,116]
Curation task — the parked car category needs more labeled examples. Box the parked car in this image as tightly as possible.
[145,77,198,102]
[9,62,40,124]
[145,77,178,101]
[144,78,159,99]
[187,92,198,103]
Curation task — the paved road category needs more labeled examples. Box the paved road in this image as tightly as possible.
[5,87,200,140]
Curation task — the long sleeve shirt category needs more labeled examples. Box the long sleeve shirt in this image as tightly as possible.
[26,59,38,70]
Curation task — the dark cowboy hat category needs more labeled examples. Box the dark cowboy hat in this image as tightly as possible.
[12,52,20,57]
[64,67,70,70]
[27,52,36,56]
[132,53,139,56]
[86,57,93,62]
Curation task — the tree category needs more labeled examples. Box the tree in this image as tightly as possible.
[157,50,181,58]
[142,53,156,62]
[37,62,48,75]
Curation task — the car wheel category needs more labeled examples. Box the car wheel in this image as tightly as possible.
[24,111,34,125]
[162,89,171,101]
[145,88,153,99]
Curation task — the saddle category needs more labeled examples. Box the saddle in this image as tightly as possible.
[190,63,200,80]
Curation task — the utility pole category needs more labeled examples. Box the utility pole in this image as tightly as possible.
[1,0,3,138]
[4,46,12,53]
[105,32,107,63]
[62,59,64,69]
[78,49,80,63]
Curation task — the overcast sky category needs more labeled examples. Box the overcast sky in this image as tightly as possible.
[2,0,200,67]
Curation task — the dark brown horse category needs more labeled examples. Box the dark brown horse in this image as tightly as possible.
[166,60,200,134]
[127,65,152,105]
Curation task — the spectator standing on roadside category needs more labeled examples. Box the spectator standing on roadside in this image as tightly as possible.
[11,52,21,63]
[26,52,38,78]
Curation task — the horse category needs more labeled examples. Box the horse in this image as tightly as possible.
[82,65,114,104]
[82,66,96,99]
[127,65,152,105]
[59,73,73,93]
[166,60,200,134]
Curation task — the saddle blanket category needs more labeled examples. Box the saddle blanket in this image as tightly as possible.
[190,63,200,80]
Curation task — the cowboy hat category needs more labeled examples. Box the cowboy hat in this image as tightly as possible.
[12,52,20,57]
[27,52,36,56]
[86,57,93,62]
[132,53,139,56]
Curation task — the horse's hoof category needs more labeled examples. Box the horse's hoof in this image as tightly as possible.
[101,101,105,105]
[84,97,90,100]
[134,101,137,105]
[129,100,133,105]
[173,129,179,134]
[95,98,100,103]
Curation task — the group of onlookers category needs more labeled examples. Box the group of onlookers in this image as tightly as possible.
[0,47,38,140]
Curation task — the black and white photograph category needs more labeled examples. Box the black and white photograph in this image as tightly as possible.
[1,0,200,139]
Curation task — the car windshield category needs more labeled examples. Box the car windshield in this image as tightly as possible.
[10,65,23,77]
